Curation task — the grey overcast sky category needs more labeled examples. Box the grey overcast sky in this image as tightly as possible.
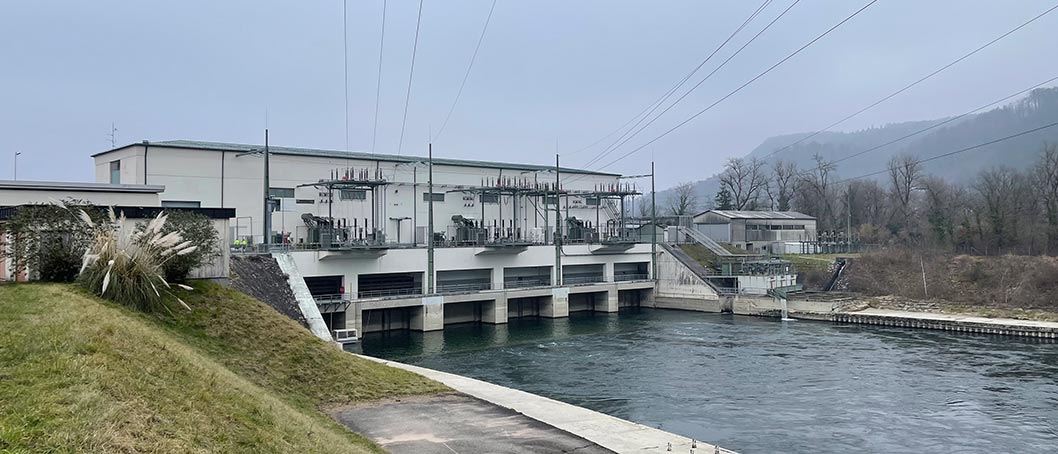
[3,1,1058,189]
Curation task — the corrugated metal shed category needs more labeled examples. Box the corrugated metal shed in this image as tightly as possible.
[93,140,619,176]
[696,210,815,221]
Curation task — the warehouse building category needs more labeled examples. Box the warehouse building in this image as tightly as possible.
[693,210,817,254]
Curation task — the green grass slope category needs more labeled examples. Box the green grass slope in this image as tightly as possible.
[0,282,446,453]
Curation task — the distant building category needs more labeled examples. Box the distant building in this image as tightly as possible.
[692,210,817,254]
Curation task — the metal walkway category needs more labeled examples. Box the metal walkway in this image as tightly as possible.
[679,226,734,256]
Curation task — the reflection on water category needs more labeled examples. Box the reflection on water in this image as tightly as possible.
[353,309,1058,454]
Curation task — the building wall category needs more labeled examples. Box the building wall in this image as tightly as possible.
[0,188,159,206]
[95,145,622,244]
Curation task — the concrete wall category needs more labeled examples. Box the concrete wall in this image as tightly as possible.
[653,247,720,311]
[290,243,653,297]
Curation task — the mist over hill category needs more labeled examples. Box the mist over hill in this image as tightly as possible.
[655,87,1058,213]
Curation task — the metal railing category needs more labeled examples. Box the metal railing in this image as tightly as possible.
[562,275,606,286]
[357,287,424,299]
[614,273,651,282]
[436,282,494,294]
[314,293,351,304]
[503,279,551,289]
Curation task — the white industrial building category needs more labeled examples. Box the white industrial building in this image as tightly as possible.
[693,210,817,254]
[91,140,660,337]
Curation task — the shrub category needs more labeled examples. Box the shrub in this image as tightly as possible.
[0,200,101,281]
[77,208,197,313]
[135,210,220,282]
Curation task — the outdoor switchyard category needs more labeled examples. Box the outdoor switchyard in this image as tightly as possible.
[90,139,663,336]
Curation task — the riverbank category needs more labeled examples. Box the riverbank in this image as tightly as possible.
[733,293,1058,338]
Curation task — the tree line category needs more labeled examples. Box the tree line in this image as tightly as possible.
[658,142,1058,256]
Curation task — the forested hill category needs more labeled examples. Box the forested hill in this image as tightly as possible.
[658,86,1058,211]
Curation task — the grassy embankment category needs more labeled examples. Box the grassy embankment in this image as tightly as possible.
[0,282,447,453]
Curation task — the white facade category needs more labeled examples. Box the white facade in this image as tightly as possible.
[0,180,163,206]
[93,141,626,245]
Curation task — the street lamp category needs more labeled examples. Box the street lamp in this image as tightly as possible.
[13,151,22,180]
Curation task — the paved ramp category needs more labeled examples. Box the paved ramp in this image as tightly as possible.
[332,394,610,454]
[272,252,333,343]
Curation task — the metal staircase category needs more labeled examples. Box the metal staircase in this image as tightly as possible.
[679,226,734,257]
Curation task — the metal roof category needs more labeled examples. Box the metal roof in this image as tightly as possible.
[697,210,816,220]
[93,140,620,176]
[0,179,165,193]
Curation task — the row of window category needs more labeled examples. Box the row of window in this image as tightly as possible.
[745,224,806,230]
[264,188,599,205]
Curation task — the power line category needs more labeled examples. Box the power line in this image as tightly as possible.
[396,0,424,156]
[343,0,349,151]
[593,0,879,172]
[434,0,498,141]
[574,0,776,163]
[582,0,800,169]
[760,2,1058,160]
[833,121,1058,185]
[371,0,388,154]
[831,74,1058,166]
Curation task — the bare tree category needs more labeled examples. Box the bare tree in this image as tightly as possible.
[666,182,698,216]
[1035,142,1058,255]
[719,157,768,210]
[887,153,922,234]
[637,195,652,218]
[765,160,797,211]
[796,153,837,228]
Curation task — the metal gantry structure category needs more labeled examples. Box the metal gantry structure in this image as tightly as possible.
[297,166,394,249]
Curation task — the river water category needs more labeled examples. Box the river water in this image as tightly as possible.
[354,309,1058,453]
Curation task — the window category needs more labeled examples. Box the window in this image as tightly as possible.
[296,199,315,205]
[545,196,558,205]
[161,200,201,208]
[268,187,295,198]
[585,197,600,206]
[423,192,445,202]
[109,161,121,184]
[339,189,366,200]
[480,193,499,204]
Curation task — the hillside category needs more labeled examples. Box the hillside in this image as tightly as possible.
[657,87,1058,209]
[0,282,447,453]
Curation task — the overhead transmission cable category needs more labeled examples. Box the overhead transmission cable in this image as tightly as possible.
[434,0,498,141]
[343,0,349,151]
[396,0,425,156]
[593,0,879,172]
[833,121,1058,185]
[371,0,388,153]
[758,2,1058,160]
[571,0,775,160]
[581,0,800,169]
[830,74,1058,166]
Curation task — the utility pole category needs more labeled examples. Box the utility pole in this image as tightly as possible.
[427,142,435,294]
[262,129,271,246]
[13,151,21,180]
[846,186,852,253]
[555,153,562,286]
[651,161,657,280]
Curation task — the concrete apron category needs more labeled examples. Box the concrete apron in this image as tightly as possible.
[357,355,736,454]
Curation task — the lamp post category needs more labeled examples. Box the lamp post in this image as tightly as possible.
[13,151,21,180]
